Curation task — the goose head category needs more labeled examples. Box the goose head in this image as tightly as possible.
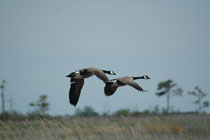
[143,75,150,79]
[66,70,80,78]
[102,70,116,75]
[109,70,116,75]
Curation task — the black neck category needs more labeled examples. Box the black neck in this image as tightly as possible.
[132,76,145,80]
[102,70,111,74]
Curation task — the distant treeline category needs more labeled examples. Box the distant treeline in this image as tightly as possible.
[0,105,206,121]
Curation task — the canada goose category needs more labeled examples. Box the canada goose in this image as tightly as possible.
[66,67,116,106]
[104,75,150,96]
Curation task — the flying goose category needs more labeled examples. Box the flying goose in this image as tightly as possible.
[104,75,150,96]
[66,67,116,106]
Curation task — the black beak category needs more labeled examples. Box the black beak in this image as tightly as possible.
[66,74,72,78]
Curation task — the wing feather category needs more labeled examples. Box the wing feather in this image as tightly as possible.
[69,79,84,106]
[118,77,144,92]
[92,69,109,82]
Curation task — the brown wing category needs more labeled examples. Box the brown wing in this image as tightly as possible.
[94,71,109,82]
[89,68,109,82]
[118,77,144,92]
[69,78,84,106]
[104,84,118,96]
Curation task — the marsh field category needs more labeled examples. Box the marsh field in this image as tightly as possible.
[0,115,210,140]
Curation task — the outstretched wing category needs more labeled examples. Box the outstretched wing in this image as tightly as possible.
[118,77,144,92]
[69,78,84,106]
[104,84,118,96]
[92,69,109,82]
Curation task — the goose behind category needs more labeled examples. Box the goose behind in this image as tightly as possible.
[104,75,150,96]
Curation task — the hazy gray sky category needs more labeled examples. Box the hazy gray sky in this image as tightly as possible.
[0,0,210,115]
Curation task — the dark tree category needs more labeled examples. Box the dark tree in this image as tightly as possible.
[29,95,49,116]
[0,80,6,121]
[188,86,207,114]
[156,79,183,114]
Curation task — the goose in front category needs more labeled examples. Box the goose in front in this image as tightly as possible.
[104,75,150,96]
[66,67,116,106]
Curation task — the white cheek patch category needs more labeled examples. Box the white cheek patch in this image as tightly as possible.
[75,71,80,74]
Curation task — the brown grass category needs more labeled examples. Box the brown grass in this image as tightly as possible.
[0,115,210,140]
